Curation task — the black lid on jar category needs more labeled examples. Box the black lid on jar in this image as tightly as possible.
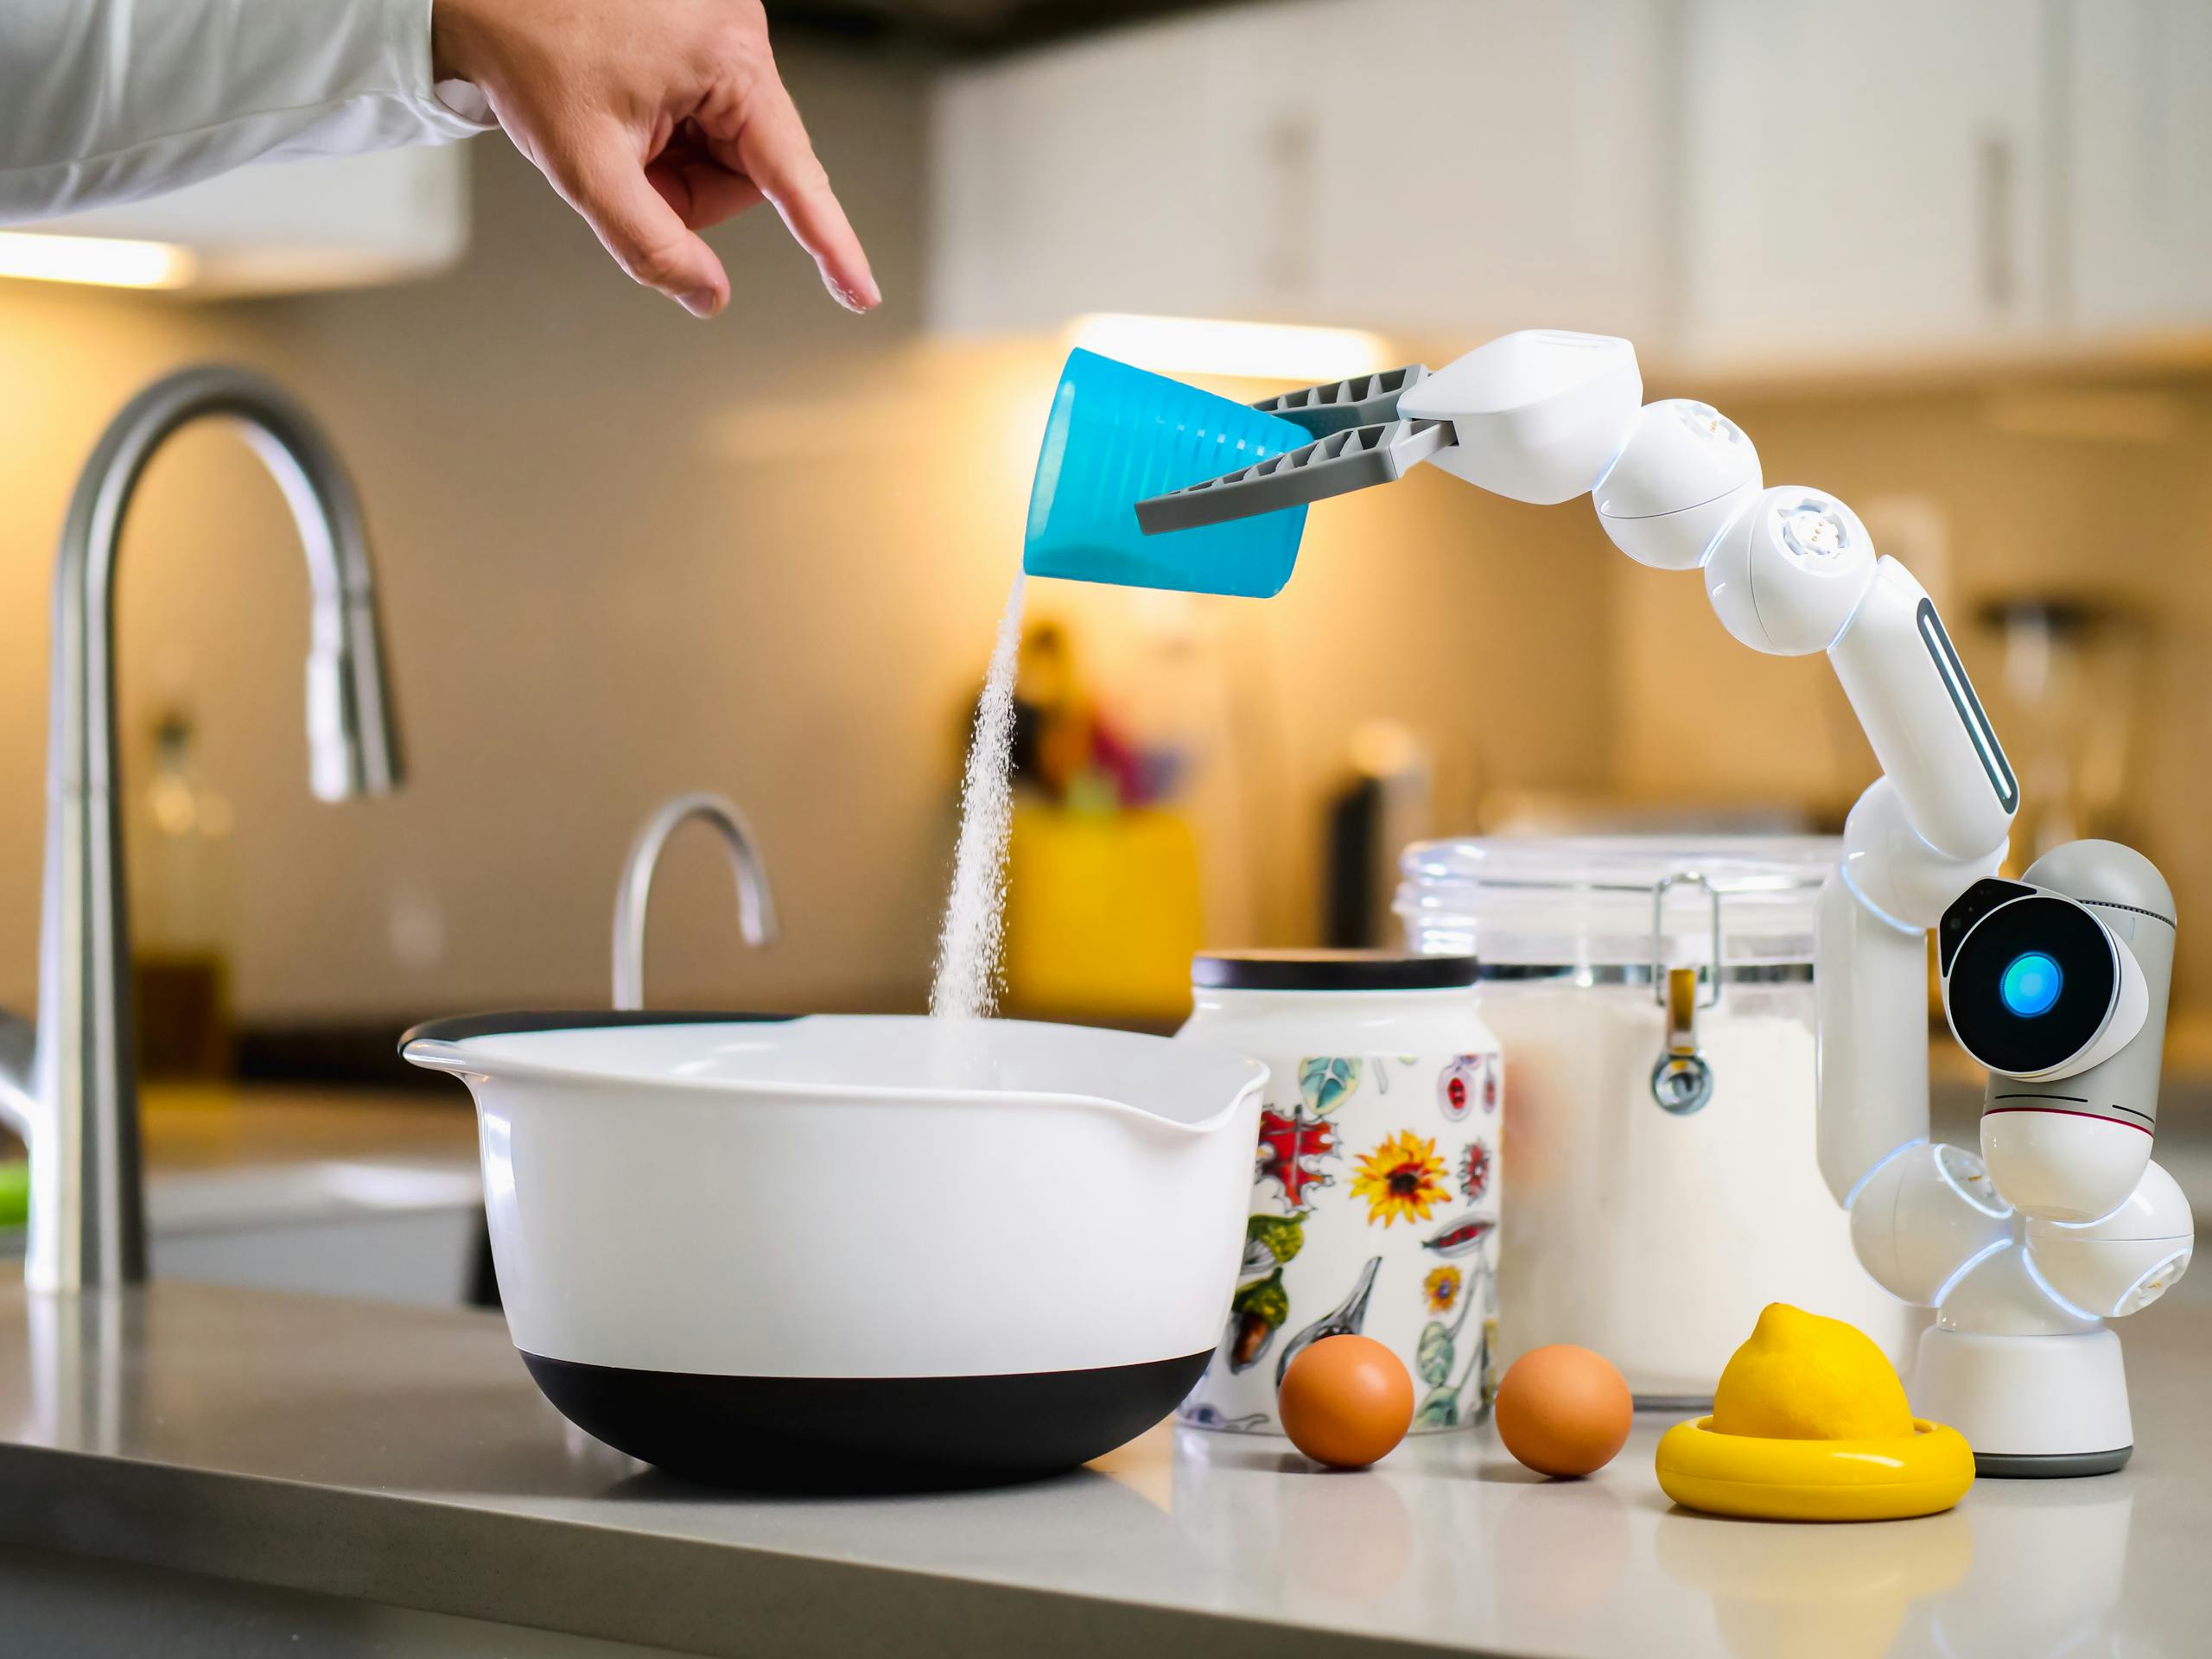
[1192,949,1479,993]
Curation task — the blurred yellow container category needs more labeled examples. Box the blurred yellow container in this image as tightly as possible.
[1003,802,1202,1023]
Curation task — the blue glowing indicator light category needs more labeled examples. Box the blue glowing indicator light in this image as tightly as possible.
[2001,951,2063,1018]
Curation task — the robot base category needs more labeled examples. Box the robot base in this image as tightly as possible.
[1976,1446,2132,1478]
[1916,1325,2133,1478]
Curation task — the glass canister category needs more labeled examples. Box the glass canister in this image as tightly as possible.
[1175,950,1502,1434]
[1395,837,1914,1407]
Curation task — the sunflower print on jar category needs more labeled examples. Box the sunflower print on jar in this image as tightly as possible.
[1351,1129,1450,1228]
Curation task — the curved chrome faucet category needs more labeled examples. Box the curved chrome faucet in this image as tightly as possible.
[612,793,777,1010]
[0,366,405,1294]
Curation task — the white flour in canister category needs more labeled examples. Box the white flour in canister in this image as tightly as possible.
[1480,988,1914,1399]
[1397,836,1918,1404]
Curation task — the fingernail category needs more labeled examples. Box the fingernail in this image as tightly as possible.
[826,274,880,314]
[677,289,717,319]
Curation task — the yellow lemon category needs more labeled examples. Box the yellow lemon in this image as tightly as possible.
[1709,1303,1914,1441]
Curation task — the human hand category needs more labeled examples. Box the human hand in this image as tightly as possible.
[431,0,878,319]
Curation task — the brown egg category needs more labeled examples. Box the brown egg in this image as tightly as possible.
[1495,1344,1632,1478]
[1278,1336,1414,1468]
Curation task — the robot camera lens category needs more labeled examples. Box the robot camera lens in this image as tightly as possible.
[1999,951,2063,1018]
[1943,893,2117,1077]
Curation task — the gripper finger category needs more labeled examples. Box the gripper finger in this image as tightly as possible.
[1249,365,1432,436]
[1135,417,1456,535]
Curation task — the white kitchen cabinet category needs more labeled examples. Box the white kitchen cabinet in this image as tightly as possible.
[1675,0,2054,368]
[930,10,1250,332]
[928,0,1669,341]
[13,145,468,296]
[2056,0,2212,338]
[1283,0,1672,341]
[931,0,2209,371]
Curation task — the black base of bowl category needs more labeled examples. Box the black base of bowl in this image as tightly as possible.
[522,1349,1213,1493]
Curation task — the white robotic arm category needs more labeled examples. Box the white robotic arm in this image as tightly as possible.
[1139,329,2190,1475]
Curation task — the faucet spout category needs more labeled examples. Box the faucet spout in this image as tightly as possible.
[612,793,778,1011]
[22,365,407,1294]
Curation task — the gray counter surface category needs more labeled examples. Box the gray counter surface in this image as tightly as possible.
[2,1264,2209,1659]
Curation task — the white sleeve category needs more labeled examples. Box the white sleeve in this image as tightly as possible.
[0,0,498,225]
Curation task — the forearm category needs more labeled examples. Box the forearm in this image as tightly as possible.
[0,0,491,224]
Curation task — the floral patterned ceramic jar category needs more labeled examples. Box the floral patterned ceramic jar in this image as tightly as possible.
[1175,950,1500,1435]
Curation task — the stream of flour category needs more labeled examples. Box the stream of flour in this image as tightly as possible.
[929,571,1027,1020]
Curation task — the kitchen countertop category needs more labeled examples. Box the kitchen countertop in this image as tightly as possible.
[2,1270,2208,1659]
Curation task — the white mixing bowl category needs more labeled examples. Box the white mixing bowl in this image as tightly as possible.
[401,1012,1267,1486]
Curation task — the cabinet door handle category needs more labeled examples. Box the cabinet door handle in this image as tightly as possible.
[1979,131,2017,313]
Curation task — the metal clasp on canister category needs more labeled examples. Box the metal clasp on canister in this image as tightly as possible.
[1649,873,1722,1114]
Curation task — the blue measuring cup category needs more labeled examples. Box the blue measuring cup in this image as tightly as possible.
[1021,349,1309,599]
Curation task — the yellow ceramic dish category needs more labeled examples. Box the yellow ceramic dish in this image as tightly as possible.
[1655,1416,1974,1522]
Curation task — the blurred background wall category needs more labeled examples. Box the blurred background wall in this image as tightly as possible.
[0,3,2206,1044]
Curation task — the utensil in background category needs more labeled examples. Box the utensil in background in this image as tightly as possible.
[968,615,1205,1024]
[1021,349,1310,598]
[131,697,237,1084]
[1975,596,2147,863]
[1323,721,1433,947]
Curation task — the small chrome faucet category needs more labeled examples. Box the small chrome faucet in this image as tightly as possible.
[612,793,777,1010]
[0,366,405,1294]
